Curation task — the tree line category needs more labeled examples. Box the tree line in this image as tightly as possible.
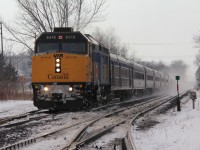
[0,0,191,100]
[0,53,19,99]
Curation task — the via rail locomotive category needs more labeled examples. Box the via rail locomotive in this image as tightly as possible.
[32,27,169,110]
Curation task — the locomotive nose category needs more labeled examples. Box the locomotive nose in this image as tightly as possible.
[52,93,63,99]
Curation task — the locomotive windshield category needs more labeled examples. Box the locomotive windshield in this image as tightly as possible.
[37,43,59,53]
[37,42,86,54]
[62,43,86,54]
[36,32,88,54]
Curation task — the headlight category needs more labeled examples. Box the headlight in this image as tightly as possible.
[56,58,60,63]
[44,86,49,92]
[56,68,61,73]
[56,63,60,67]
[69,87,73,92]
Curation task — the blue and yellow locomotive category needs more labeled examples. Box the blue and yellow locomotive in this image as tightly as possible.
[32,28,110,110]
[32,28,169,110]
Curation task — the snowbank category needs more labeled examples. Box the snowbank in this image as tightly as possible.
[0,100,37,118]
[133,91,200,150]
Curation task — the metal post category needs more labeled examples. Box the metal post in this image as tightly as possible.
[193,100,195,109]
[0,21,3,55]
[177,80,181,111]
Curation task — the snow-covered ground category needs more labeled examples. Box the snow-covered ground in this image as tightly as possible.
[133,91,200,150]
[1,92,200,150]
[0,100,105,150]
[0,100,37,118]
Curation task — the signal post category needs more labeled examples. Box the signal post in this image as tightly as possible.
[190,91,197,109]
[176,76,181,111]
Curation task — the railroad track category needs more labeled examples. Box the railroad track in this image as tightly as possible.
[0,95,165,150]
[64,91,189,150]
[91,95,162,111]
[1,92,190,150]
[0,110,43,125]
[0,109,50,127]
[60,95,171,150]
[125,90,190,150]
[0,94,162,126]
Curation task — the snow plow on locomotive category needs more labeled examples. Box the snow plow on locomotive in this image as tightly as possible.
[32,28,169,110]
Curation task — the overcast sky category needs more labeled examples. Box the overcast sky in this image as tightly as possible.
[0,0,200,83]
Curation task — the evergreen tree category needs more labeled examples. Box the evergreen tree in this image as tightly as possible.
[0,53,6,80]
[4,61,18,82]
[0,54,19,99]
[0,53,6,99]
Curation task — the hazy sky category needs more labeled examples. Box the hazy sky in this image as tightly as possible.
[0,0,200,83]
[98,0,200,83]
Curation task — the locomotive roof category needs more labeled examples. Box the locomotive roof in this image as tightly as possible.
[36,31,89,42]
[84,34,99,45]
[36,31,104,45]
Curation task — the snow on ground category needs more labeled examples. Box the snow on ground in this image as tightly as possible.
[0,100,37,118]
[133,91,200,150]
[86,124,127,149]
[2,92,200,150]
[0,100,106,150]
[21,124,87,150]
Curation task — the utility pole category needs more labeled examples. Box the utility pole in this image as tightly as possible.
[0,21,3,55]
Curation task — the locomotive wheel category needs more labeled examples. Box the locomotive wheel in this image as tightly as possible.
[83,96,94,109]
[83,97,90,108]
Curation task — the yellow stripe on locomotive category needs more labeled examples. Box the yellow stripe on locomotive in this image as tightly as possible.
[32,53,92,83]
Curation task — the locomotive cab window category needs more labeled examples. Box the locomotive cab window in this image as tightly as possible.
[36,42,87,54]
[62,43,86,54]
[37,43,59,53]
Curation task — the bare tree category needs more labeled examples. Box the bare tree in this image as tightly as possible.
[194,35,200,48]
[193,35,200,67]
[75,0,107,30]
[92,27,129,57]
[169,60,188,79]
[2,0,108,53]
[137,60,168,71]
[194,49,200,67]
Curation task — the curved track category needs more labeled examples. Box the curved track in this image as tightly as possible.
[0,95,163,150]
[0,93,190,150]
[67,91,189,150]
[61,95,171,150]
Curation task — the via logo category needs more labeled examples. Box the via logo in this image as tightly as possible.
[54,54,63,58]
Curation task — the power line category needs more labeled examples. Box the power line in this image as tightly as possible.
[124,42,194,46]
[140,55,195,59]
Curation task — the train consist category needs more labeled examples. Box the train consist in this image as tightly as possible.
[32,28,169,110]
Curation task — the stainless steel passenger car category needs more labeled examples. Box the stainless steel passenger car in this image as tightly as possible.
[110,53,169,99]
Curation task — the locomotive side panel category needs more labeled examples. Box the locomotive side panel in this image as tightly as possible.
[92,51,109,85]
[92,51,101,83]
